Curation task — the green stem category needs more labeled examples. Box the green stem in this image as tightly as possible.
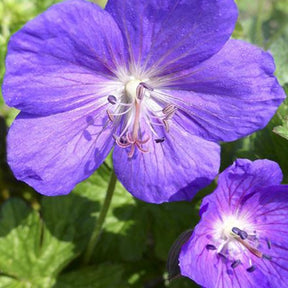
[82,169,117,264]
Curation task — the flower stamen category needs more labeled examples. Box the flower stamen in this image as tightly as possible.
[231,259,241,269]
[232,227,248,240]
[162,104,177,132]
[246,265,256,273]
[235,236,263,259]
[107,95,117,105]
[113,81,155,157]
[155,137,165,143]
[206,244,217,251]
[267,239,272,249]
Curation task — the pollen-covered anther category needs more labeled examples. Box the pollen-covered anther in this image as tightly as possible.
[231,259,241,269]
[107,94,117,105]
[263,254,272,260]
[139,82,154,91]
[136,83,145,100]
[206,244,217,251]
[267,239,272,249]
[246,265,256,273]
[106,109,114,122]
[155,137,165,143]
[232,226,248,240]
[162,104,177,132]
[232,227,241,236]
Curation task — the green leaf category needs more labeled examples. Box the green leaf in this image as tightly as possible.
[252,115,288,183]
[168,277,199,288]
[149,202,198,261]
[232,21,244,39]
[72,164,201,276]
[73,166,148,262]
[273,86,288,141]
[273,122,288,141]
[0,198,56,287]
[0,196,98,287]
[41,191,98,259]
[269,25,288,85]
[275,0,288,14]
[0,276,25,288]
[92,0,107,8]
[54,264,126,288]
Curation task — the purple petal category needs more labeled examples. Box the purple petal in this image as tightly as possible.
[106,0,237,75]
[7,105,114,196]
[250,186,288,286]
[202,159,283,214]
[162,40,286,142]
[112,124,220,204]
[3,0,126,115]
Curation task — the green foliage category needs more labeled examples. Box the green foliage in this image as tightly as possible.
[54,264,126,288]
[273,121,288,141]
[0,199,56,287]
[273,86,288,141]
[93,0,107,8]
[0,162,201,287]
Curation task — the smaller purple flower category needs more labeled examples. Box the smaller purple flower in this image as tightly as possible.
[179,159,288,288]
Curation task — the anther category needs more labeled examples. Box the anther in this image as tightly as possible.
[155,137,165,143]
[106,110,114,122]
[267,239,272,250]
[162,104,177,116]
[263,254,272,260]
[163,119,170,132]
[139,82,154,91]
[246,265,256,273]
[239,230,248,240]
[232,227,241,236]
[217,253,227,260]
[231,260,241,269]
[107,95,117,105]
[136,84,145,100]
[206,244,217,251]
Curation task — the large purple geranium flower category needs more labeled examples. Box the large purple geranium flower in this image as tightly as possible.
[2,0,285,203]
[179,159,288,287]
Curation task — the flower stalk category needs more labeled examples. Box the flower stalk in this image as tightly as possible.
[82,169,117,264]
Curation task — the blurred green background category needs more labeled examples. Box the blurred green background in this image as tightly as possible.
[0,0,288,287]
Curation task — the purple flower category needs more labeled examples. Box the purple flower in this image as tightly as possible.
[2,0,285,203]
[179,159,288,287]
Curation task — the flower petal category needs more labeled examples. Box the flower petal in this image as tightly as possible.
[201,159,283,214]
[161,40,286,142]
[248,185,288,287]
[3,0,126,115]
[112,124,220,203]
[7,105,114,196]
[106,0,237,75]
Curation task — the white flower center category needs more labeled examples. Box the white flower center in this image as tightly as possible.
[205,212,272,273]
[125,79,142,101]
[103,71,177,158]
[215,214,251,242]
